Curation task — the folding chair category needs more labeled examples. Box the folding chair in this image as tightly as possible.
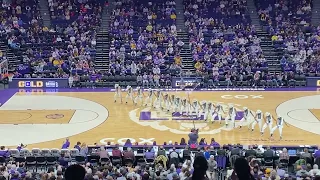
[25,156,36,171]
[75,156,86,164]
[46,156,57,168]
[9,149,20,157]
[36,156,47,171]
[41,149,51,156]
[31,148,41,156]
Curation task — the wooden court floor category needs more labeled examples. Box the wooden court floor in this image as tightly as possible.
[2,90,320,149]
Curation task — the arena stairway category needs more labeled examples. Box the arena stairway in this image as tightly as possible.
[311,0,320,26]
[247,0,282,73]
[175,0,194,72]
[175,0,186,31]
[177,31,195,72]
[0,41,19,69]
[95,2,112,71]
[39,0,51,27]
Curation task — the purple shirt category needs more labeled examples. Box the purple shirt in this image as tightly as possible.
[62,140,70,149]
[314,150,320,159]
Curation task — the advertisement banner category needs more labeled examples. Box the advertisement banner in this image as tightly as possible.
[306,77,320,87]
[9,78,68,88]
[171,77,203,88]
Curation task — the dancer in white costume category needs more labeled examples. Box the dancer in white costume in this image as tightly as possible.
[134,86,143,106]
[169,94,175,112]
[125,85,134,104]
[180,98,188,116]
[270,114,288,140]
[153,90,162,108]
[144,88,153,106]
[251,110,263,132]
[162,93,170,112]
[212,103,224,124]
[173,96,181,112]
[192,99,200,117]
[261,112,273,136]
[114,84,122,103]
[207,102,214,123]
[198,101,207,120]
[239,107,254,129]
[225,104,237,127]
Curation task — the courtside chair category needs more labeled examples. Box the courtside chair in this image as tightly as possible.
[60,149,70,155]
[25,156,36,171]
[70,149,80,161]
[20,149,31,156]
[100,157,110,166]
[50,148,60,157]
[0,156,5,164]
[35,156,46,171]
[31,148,41,156]
[9,149,20,157]
[75,155,86,165]
[41,149,51,156]
[46,156,57,168]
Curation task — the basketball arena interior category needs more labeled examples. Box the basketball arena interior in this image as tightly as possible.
[0,0,320,179]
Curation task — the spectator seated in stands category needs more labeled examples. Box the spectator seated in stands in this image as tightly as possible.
[108,0,181,88]
[184,0,268,88]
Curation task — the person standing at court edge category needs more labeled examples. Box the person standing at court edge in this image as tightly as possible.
[188,128,199,145]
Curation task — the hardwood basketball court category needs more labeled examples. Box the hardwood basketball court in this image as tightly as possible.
[0,88,320,148]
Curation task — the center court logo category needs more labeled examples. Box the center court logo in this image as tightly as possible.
[128,103,249,135]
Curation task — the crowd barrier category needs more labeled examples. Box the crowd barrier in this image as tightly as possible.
[7,77,320,88]
[9,78,68,88]
[171,77,203,88]
[306,77,320,87]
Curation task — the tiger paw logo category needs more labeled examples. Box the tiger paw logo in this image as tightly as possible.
[128,103,247,135]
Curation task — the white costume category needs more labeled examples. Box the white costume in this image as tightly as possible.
[239,107,251,128]
[153,90,162,108]
[261,112,273,135]
[198,101,207,120]
[125,86,134,104]
[169,95,175,111]
[144,88,153,106]
[173,97,181,112]
[180,98,188,115]
[271,115,284,139]
[162,93,170,111]
[212,103,223,123]
[114,84,122,103]
[251,110,262,132]
[134,87,143,105]
[225,104,236,127]
[192,100,199,116]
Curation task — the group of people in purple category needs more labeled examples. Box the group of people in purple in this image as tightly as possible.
[2,0,319,86]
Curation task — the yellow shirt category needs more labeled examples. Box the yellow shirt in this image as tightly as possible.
[174,56,181,65]
[43,26,49,32]
[130,43,136,49]
[195,62,201,70]
[53,59,59,66]
[170,13,176,20]
[152,13,157,19]
[271,35,278,41]
[0,50,3,57]
[146,24,153,32]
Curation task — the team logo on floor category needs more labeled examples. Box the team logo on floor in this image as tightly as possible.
[46,113,64,119]
[128,103,247,135]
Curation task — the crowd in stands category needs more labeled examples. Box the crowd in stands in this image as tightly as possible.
[2,0,103,79]
[256,0,320,76]
[107,0,183,88]
[0,0,318,86]
[183,0,268,85]
[0,138,320,180]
